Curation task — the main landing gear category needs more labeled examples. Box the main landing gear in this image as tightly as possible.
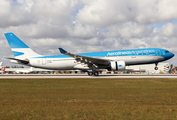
[87,71,99,76]
[88,64,99,76]
[154,63,158,70]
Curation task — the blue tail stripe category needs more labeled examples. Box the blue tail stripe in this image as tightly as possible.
[12,51,24,57]
[4,33,29,48]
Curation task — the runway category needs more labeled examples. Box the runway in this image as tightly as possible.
[0,74,177,79]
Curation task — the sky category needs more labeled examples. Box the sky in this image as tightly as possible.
[0,0,177,67]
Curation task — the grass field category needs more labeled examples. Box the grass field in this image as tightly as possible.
[0,78,177,119]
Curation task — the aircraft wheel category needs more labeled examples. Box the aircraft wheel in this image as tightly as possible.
[154,67,158,70]
[93,71,99,76]
[88,72,93,76]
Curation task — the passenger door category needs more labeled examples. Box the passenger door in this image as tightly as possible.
[42,58,46,65]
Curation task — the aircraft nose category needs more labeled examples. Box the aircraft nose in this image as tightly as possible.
[165,52,174,60]
[171,52,175,58]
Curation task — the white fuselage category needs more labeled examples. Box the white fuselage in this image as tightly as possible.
[28,55,164,70]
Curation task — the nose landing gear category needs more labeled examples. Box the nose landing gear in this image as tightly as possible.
[155,66,158,70]
[154,63,158,70]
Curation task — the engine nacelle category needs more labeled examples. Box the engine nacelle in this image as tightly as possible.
[110,61,126,71]
[10,60,18,64]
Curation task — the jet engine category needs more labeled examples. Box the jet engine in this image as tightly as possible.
[110,61,126,71]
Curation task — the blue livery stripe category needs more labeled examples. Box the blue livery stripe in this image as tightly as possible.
[4,33,29,48]
[28,48,174,64]
[12,51,24,57]
[33,48,162,59]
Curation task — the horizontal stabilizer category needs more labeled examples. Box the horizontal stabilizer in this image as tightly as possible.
[5,57,29,64]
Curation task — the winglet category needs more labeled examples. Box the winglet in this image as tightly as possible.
[59,48,67,54]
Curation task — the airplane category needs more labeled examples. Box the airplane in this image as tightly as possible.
[4,32,174,76]
[15,67,33,74]
[0,67,6,74]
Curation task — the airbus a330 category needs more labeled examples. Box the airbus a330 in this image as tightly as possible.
[4,32,174,76]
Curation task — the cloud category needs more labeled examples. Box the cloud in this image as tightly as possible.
[103,22,153,38]
[0,0,32,27]
[67,22,97,39]
[76,0,131,28]
[77,0,177,27]
[158,23,177,37]
[0,0,177,66]
[16,0,34,12]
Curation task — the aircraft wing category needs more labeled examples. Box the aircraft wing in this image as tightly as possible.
[5,57,29,64]
[59,48,110,67]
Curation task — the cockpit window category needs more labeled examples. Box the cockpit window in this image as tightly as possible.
[165,51,170,53]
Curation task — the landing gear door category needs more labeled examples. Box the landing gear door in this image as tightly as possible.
[42,58,46,65]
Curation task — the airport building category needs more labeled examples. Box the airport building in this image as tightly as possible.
[126,62,169,74]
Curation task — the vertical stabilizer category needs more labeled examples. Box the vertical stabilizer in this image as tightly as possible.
[0,62,2,66]
[4,33,41,58]
[0,62,3,69]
